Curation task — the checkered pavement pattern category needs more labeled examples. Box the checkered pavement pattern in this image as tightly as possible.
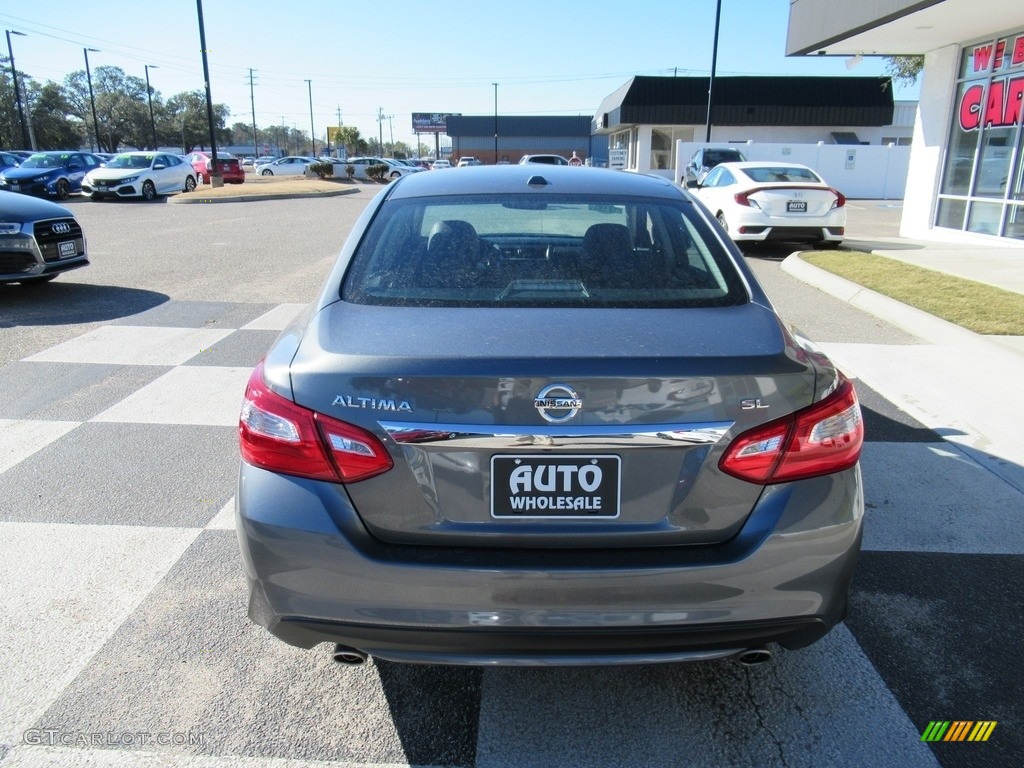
[1,300,1020,768]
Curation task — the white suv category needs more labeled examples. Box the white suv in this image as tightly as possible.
[457,157,482,167]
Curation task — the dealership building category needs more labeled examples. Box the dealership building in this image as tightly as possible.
[787,0,1024,242]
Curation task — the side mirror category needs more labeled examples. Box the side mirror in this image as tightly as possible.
[154,163,166,170]
[686,179,699,189]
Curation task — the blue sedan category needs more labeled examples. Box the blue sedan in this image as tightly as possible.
[0,151,105,200]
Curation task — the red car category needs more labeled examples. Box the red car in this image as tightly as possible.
[188,151,245,185]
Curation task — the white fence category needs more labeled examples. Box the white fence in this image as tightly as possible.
[674,141,911,199]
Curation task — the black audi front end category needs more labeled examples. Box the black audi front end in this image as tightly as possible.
[0,192,89,284]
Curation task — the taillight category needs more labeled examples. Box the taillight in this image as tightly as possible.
[734,190,760,208]
[239,363,393,483]
[719,376,863,484]
[829,188,846,210]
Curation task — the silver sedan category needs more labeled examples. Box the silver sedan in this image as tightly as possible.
[236,165,864,667]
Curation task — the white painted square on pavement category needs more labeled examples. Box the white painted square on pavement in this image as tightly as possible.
[0,419,81,475]
[26,326,235,367]
[90,367,251,427]
[0,521,200,740]
[241,303,307,331]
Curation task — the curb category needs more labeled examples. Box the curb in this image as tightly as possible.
[781,252,993,348]
[167,186,362,205]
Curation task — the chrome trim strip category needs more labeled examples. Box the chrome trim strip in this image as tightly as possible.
[367,647,744,666]
[380,420,733,449]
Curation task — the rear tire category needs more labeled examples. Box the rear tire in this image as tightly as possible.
[817,241,841,250]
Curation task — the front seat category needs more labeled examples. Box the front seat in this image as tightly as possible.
[421,220,481,288]
[583,223,634,288]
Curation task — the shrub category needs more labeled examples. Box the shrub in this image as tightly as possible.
[345,164,355,179]
[309,161,334,179]
[366,163,388,181]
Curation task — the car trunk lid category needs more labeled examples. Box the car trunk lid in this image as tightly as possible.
[287,301,820,548]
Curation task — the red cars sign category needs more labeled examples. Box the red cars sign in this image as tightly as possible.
[958,32,1024,131]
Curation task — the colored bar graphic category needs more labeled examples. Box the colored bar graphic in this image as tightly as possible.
[921,720,996,742]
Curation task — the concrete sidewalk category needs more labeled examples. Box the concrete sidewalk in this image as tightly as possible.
[842,234,1024,295]
[783,239,1024,494]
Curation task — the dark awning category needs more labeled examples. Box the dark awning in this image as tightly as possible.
[593,75,894,133]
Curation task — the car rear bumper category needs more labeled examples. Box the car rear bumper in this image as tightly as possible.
[236,462,863,665]
[736,225,845,243]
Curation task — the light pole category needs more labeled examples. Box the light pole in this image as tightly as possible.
[705,0,722,142]
[305,79,315,157]
[84,47,101,152]
[5,30,28,149]
[195,0,220,184]
[492,82,498,165]
[144,64,159,150]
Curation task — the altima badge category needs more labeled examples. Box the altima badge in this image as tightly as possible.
[333,395,412,412]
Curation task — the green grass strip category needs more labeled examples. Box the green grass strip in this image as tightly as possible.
[801,251,1024,335]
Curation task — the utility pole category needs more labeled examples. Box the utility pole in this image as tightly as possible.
[249,69,258,157]
[377,106,384,157]
[306,79,315,157]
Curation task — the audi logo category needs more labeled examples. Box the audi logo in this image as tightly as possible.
[51,222,72,235]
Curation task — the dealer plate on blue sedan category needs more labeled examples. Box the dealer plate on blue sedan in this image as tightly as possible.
[58,241,76,258]
[491,455,620,518]
[787,201,807,212]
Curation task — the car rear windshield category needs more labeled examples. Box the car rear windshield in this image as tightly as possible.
[342,194,748,308]
[743,166,823,184]
[704,150,745,165]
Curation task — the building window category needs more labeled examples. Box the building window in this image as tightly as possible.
[649,127,695,171]
[936,30,1024,238]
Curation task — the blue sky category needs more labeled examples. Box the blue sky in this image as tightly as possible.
[2,1,916,147]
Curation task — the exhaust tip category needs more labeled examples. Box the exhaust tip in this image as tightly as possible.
[332,645,368,665]
[736,647,773,667]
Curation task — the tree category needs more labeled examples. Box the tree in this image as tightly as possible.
[1,55,31,148]
[27,82,82,150]
[884,55,925,87]
[61,65,151,152]
[334,125,367,157]
[230,121,254,147]
[165,90,231,153]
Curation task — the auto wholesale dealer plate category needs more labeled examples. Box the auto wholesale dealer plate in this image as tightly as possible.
[787,200,807,212]
[58,241,76,258]
[491,455,621,518]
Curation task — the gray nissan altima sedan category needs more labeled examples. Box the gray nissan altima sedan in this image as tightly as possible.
[236,165,864,667]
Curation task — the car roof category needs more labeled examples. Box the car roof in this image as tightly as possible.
[386,164,683,200]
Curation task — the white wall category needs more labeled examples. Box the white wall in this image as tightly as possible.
[901,44,959,239]
[671,140,911,199]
